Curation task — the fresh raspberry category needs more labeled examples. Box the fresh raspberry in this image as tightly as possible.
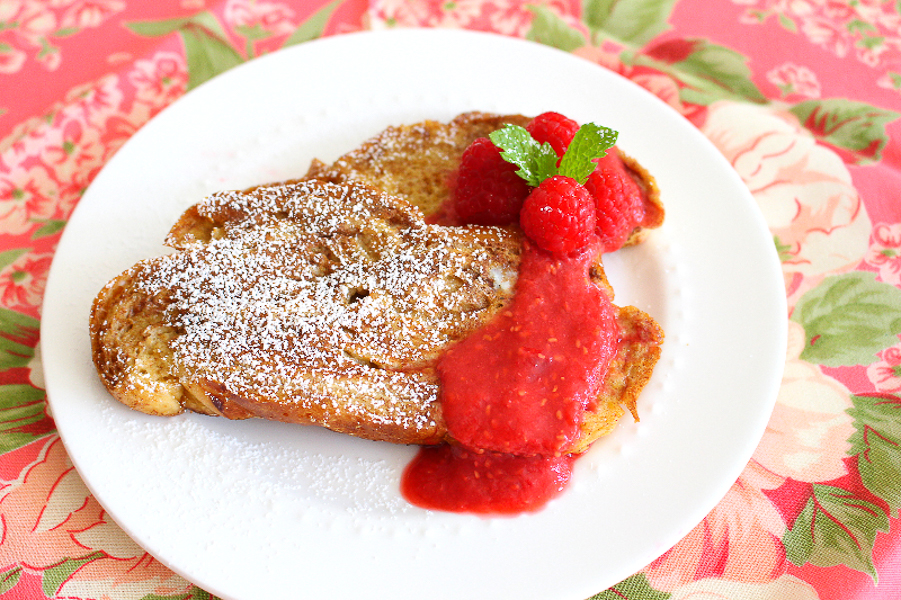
[527,112,580,157]
[519,176,597,256]
[584,164,645,252]
[453,137,531,225]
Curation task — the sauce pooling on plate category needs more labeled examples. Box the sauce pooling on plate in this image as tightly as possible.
[401,240,621,514]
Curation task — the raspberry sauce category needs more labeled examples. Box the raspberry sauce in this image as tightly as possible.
[401,445,576,514]
[401,239,620,514]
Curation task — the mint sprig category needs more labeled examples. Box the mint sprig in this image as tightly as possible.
[488,126,558,187]
[489,122,619,186]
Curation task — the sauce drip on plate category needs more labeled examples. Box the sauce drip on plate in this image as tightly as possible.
[402,240,620,513]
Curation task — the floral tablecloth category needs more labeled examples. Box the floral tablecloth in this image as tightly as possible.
[2,0,900,598]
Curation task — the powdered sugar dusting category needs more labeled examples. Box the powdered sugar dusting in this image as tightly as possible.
[135,179,519,437]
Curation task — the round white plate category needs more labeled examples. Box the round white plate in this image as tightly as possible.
[42,29,787,600]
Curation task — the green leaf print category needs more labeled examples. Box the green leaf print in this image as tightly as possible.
[31,219,67,239]
[0,306,38,369]
[0,565,22,595]
[0,384,52,453]
[672,41,766,104]
[525,5,587,52]
[0,248,26,271]
[128,4,346,92]
[41,553,103,598]
[128,11,243,91]
[791,272,901,367]
[849,394,901,515]
[630,38,765,105]
[282,0,345,48]
[588,573,671,599]
[784,484,888,582]
[581,0,676,46]
[126,11,230,40]
[789,98,900,164]
[179,23,245,90]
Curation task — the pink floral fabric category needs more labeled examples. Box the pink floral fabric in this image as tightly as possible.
[1,1,900,599]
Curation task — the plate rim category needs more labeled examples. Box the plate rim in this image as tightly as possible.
[41,28,787,600]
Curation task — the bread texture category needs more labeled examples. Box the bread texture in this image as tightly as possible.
[90,112,663,453]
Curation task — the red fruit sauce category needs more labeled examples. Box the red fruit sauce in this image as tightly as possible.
[401,239,621,514]
[401,445,576,515]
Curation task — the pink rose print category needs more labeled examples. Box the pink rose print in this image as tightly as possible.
[63,74,126,127]
[0,436,196,599]
[224,0,296,37]
[129,51,189,109]
[369,0,572,36]
[668,574,821,600]
[0,0,59,71]
[0,0,123,73]
[733,0,901,81]
[645,461,787,591]
[572,44,690,117]
[1,67,158,223]
[700,101,870,308]
[369,0,432,28]
[53,0,126,30]
[0,436,107,569]
[867,344,901,394]
[0,251,53,311]
[571,42,627,73]
[755,320,856,482]
[0,44,27,74]
[58,552,194,600]
[0,1,57,40]
[865,223,901,286]
[42,113,105,170]
[0,164,58,235]
[767,62,821,98]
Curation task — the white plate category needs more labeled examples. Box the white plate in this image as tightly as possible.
[42,29,787,600]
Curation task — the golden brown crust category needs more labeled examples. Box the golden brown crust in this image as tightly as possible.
[90,112,664,451]
[306,111,663,246]
[569,305,664,453]
[91,179,523,445]
[304,112,532,218]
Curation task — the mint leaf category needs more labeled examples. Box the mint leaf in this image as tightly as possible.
[490,121,620,187]
[489,125,558,187]
[557,122,618,184]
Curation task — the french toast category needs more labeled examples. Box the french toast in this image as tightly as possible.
[90,113,663,454]
[305,112,664,245]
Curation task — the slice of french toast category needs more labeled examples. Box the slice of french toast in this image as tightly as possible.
[90,113,664,453]
[91,179,523,445]
[90,179,661,452]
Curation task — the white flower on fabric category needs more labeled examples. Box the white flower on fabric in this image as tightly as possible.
[669,574,821,600]
[754,320,855,482]
[700,101,870,309]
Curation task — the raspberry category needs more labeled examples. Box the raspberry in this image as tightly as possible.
[519,176,597,256]
[453,137,531,225]
[584,164,645,252]
[527,112,579,157]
